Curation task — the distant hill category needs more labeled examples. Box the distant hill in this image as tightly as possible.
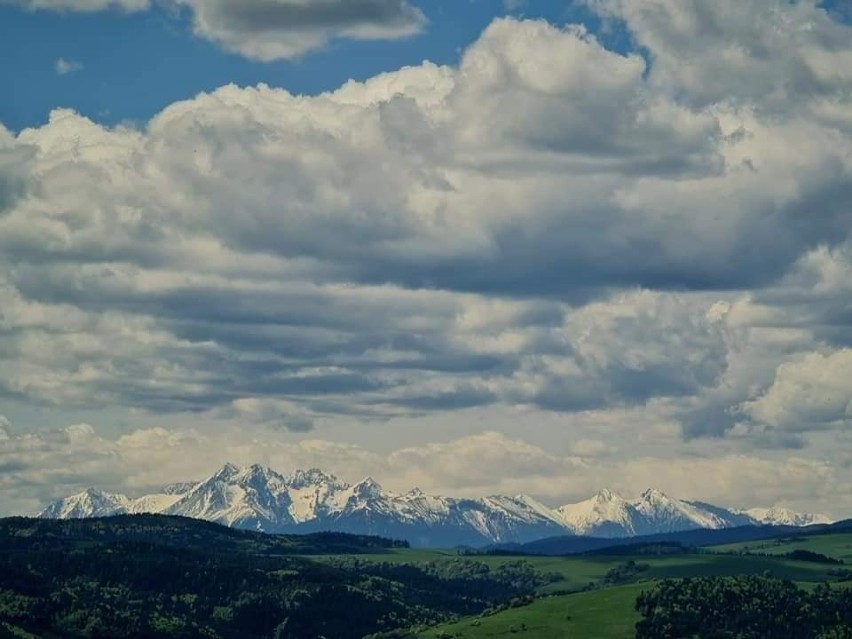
[0,513,408,555]
[0,514,550,639]
[38,463,833,547]
[489,518,852,556]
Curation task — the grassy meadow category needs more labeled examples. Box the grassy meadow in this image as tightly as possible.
[345,531,852,638]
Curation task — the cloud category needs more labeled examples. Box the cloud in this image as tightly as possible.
[569,439,610,458]
[0,421,844,519]
[503,0,527,12]
[55,57,83,75]
[3,0,425,60]
[584,0,852,109]
[176,0,427,61]
[2,0,149,11]
[743,349,852,431]
[1,6,852,471]
[219,398,316,433]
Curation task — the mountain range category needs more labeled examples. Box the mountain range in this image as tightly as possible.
[39,463,833,547]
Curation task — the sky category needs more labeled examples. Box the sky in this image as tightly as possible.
[1,0,852,518]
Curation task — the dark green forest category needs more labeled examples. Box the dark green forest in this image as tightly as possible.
[0,516,552,639]
[4,516,852,639]
[635,575,852,639]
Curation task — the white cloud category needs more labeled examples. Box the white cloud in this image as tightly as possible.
[569,439,610,458]
[2,0,149,11]
[585,0,852,109]
[177,0,426,61]
[2,6,852,513]
[0,421,844,518]
[3,0,425,60]
[744,349,852,431]
[55,57,83,75]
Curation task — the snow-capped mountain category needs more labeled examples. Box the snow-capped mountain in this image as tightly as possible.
[555,489,765,538]
[40,488,130,520]
[556,489,644,537]
[742,506,833,527]
[39,464,833,546]
[163,463,295,531]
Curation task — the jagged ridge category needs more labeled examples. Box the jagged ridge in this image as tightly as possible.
[39,464,833,546]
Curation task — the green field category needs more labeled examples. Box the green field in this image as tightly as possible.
[713,532,852,563]
[319,542,848,593]
[416,583,647,639]
[345,533,852,638]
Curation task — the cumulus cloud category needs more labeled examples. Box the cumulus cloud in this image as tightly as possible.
[0,421,844,518]
[585,0,852,109]
[744,349,852,431]
[2,4,852,511]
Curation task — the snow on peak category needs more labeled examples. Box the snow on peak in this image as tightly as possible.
[634,489,747,532]
[557,489,639,537]
[210,462,241,481]
[38,468,836,544]
[744,506,833,527]
[352,477,383,496]
[239,464,286,487]
[161,462,294,530]
[286,468,344,490]
[639,487,671,502]
[39,487,129,519]
[162,482,198,495]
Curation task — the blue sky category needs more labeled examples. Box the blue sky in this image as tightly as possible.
[0,1,621,131]
[2,0,852,517]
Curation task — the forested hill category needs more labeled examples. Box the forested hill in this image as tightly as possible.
[0,514,409,555]
[493,518,852,556]
[0,515,551,639]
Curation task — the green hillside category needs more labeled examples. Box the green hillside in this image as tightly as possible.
[2,517,851,638]
[404,534,852,638]
[416,583,645,639]
[0,516,555,639]
[336,541,850,594]
[712,532,852,563]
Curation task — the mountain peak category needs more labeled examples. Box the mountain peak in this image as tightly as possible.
[238,464,286,489]
[82,487,109,498]
[640,488,671,501]
[352,476,383,497]
[39,465,834,545]
[744,506,833,527]
[242,463,276,478]
[355,476,381,488]
[211,462,241,480]
[286,468,342,489]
